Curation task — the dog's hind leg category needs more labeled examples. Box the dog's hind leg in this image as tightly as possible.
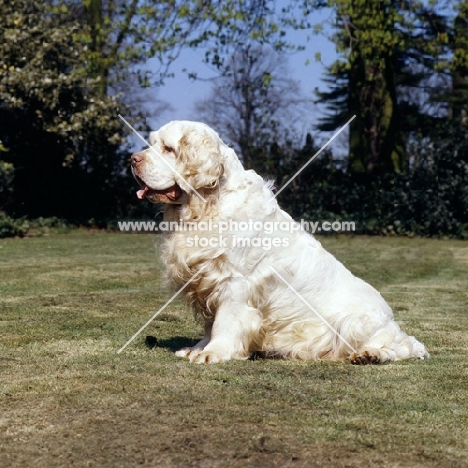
[349,322,429,365]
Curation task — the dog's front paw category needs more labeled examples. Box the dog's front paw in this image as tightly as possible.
[175,347,195,359]
[175,337,210,359]
[188,349,227,364]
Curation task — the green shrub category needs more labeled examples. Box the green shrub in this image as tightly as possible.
[274,122,468,239]
[0,213,28,238]
[0,215,70,238]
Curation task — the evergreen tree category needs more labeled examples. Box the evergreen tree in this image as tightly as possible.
[315,0,446,175]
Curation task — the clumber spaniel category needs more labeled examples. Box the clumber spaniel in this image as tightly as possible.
[131,120,429,365]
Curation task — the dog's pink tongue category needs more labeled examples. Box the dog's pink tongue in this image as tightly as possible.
[136,186,149,200]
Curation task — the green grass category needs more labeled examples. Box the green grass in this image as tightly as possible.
[0,231,467,467]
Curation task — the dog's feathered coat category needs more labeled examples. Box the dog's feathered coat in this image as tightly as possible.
[131,120,429,364]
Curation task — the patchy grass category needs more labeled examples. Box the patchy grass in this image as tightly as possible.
[0,231,467,467]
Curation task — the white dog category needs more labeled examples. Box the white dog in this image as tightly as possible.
[131,120,429,365]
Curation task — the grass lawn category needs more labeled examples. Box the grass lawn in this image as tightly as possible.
[0,231,467,467]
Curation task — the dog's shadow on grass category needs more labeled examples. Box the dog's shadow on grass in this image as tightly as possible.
[144,335,268,361]
[144,335,198,352]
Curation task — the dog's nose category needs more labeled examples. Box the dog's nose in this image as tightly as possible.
[131,153,143,166]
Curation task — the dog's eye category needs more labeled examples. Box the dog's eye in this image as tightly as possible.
[163,145,174,153]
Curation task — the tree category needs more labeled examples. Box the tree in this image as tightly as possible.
[195,45,308,168]
[315,0,449,176]
[316,0,412,175]
[78,0,286,97]
[0,0,127,219]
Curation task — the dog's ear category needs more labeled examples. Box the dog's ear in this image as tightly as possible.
[177,130,224,190]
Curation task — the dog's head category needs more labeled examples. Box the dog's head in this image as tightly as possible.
[131,121,229,205]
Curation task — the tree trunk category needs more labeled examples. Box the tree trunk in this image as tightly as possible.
[83,0,108,96]
[344,0,406,176]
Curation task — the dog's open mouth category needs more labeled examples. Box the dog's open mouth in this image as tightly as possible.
[134,174,183,203]
[136,184,182,201]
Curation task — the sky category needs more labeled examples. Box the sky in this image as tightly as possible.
[132,7,344,151]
